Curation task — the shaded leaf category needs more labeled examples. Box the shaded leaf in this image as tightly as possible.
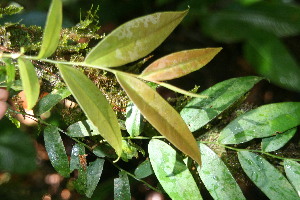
[181,76,262,132]
[70,143,85,172]
[86,158,105,198]
[71,144,87,195]
[3,58,15,90]
[116,72,201,164]
[37,0,62,58]
[93,144,117,159]
[148,139,203,200]
[261,128,297,152]
[219,102,300,144]
[17,58,40,109]
[238,151,298,200]
[85,10,188,67]
[58,64,122,157]
[284,160,300,197]
[114,171,131,200]
[125,102,144,137]
[140,48,222,81]
[198,143,245,200]
[44,125,69,177]
[134,159,153,179]
[34,87,71,115]
[67,120,101,137]
[244,33,300,92]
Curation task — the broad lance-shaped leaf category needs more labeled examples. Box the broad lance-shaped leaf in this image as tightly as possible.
[17,58,40,110]
[198,143,246,200]
[37,0,62,58]
[57,64,122,157]
[116,72,201,164]
[148,139,203,200]
[238,151,299,200]
[114,171,131,200]
[44,126,70,177]
[219,102,300,144]
[181,76,262,132]
[140,48,222,81]
[86,158,105,198]
[85,10,188,67]
[284,160,300,197]
[125,102,144,137]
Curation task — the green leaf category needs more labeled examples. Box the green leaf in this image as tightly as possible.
[86,158,105,198]
[198,143,245,200]
[140,48,222,81]
[17,58,40,109]
[261,128,297,152]
[244,33,300,92]
[58,64,122,157]
[44,125,70,177]
[34,87,71,115]
[3,58,15,90]
[134,159,153,179]
[67,120,101,137]
[148,139,203,200]
[181,76,262,132]
[114,171,131,200]
[238,151,298,200]
[0,119,36,173]
[219,102,300,144]
[284,160,300,197]
[37,0,62,58]
[85,10,188,67]
[116,72,201,164]
[70,143,86,172]
[125,102,144,137]
[93,143,117,159]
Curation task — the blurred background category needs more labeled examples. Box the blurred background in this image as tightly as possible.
[1,0,300,199]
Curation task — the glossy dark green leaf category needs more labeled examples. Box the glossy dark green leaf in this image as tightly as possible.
[261,128,297,152]
[181,76,262,132]
[93,143,117,159]
[3,58,15,90]
[244,33,300,92]
[114,171,131,200]
[148,139,203,200]
[198,144,245,200]
[134,159,153,179]
[71,144,87,195]
[34,87,71,115]
[17,58,40,109]
[238,151,298,200]
[44,125,70,177]
[58,64,122,157]
[219,102,300,144]
[67,120,101,137]
[140,48,221,81]
[284,160,300,197]
[116,72,201,164]
[125,102,144,137]
[70,143,85,172]
[85,10,188,67]
[86,158,105,198]
[37,0,62,58]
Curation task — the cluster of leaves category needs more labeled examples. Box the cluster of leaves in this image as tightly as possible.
[1,0,300,199]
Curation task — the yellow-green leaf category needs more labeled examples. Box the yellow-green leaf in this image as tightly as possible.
[116,72,201,165]
[17,58,40,109]
[37,0,62,58]
[57,64,122,157]
[84,10,188,68]
[140,48,222,81]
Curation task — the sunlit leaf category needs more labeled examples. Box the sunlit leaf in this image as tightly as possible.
[134,159,153,179]
[219,102,300,144]
[148,139,203,200]
[44,125,69,177]
[116,72,201,164]
[114,171,131,200]
[85,10,188,67]
[58,64,122,157]
[125,102,144,137]
[284,160,300,197]
[238,151,298,200]
[261,128,297,152]
[37,0,62,58]
[181,76,262,132]
[17,58,40,109]
[34,87,71,115]
[86,158,105,198]
[3,58,15,90]
[198,143,245,200]
[140,48,222,81]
